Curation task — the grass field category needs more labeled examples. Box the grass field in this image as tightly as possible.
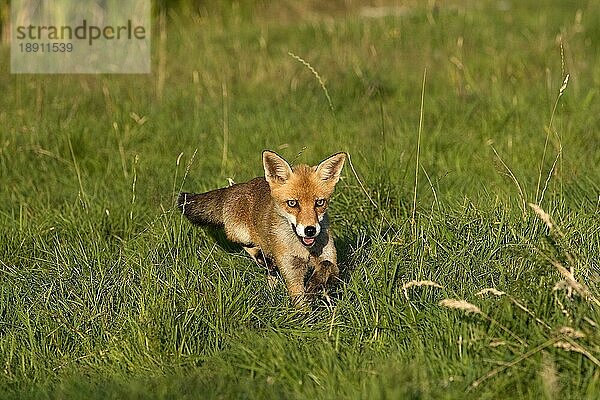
[1,0,599,398]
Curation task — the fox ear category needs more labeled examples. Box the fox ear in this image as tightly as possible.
[263,150,292,184]
[316,152,346,182]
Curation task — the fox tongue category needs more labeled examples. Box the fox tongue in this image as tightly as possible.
[302,237,315,246]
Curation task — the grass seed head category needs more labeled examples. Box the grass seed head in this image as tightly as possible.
[476,288,506,297]
[439,299,481,315]
[402,280,444,290]
[528,203,553,230]
[558,326,586,339]
[559,74,569,95]
[554,341,579,352]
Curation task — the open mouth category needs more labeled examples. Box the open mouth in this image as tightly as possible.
[300,237,315,247]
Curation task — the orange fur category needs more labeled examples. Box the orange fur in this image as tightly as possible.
[178,151,345,307]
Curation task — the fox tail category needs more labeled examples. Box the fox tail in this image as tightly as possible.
[177,188,226,226]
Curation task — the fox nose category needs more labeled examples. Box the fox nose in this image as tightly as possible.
[304,226,317,237]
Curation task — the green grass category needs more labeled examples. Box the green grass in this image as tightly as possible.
[1,1,599,398]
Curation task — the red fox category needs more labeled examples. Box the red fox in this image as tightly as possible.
[178,151,346,306]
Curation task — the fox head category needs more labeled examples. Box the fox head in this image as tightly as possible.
[263,150,346,247]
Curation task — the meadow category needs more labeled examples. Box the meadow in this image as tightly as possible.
[1,1,599,398]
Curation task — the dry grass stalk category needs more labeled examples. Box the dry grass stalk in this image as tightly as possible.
[328,306,336,337]
[554,340,578,351]
[221,82,229,171]
[558,326,585,339]
[478,287,552,330]
[527,203,572,265]
[439,299,481,314]
[535,72,569,204]
[551,260,599,307]
[553,293,571,319]
[539,149,562,207]
[491,146,527,218]
[470,338,559,389]
[559,74,570,96]
[287,51,334,111]
[412,67,427,231]
[528,203,574,264]
[346,152,380,211]
[553,339,600,367]
[528,204,574,275]
[441,299,528,346]
[528,203,599,307]
[528,203,554,231]
[476,288,506,297]
[474,334,600,390]
[511,299,552,331]
[552,280,569,291]
[177,149,198,196]
[403,280,443,301]
[554,279,574,302]
[403,280,444,290]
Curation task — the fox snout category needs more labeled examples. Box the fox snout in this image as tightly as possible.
[293,222,320,247]
[304,225,317,237]
[294,223,320,238]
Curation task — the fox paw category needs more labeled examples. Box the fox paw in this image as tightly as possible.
[305,260,339,295]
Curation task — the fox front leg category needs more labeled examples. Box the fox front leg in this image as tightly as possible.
[276,255,311,308]
[305,236,339,296]
[243,246,279,287]
[305,260,339,296]
[243,246,275,269]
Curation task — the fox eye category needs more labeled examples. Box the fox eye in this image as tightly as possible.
[315,199,326,207]
[287,200,298,208]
